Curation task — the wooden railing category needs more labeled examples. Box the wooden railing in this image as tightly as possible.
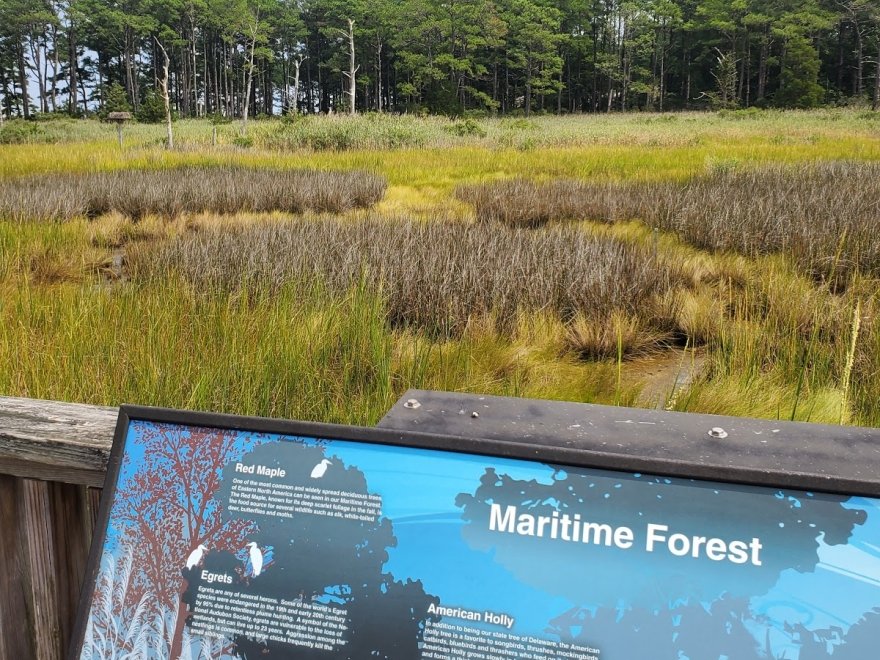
[0,397,117,660]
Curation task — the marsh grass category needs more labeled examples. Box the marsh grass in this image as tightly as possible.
[0,166,386,222]
[3,112,880,428]
[648,162,880,286]
[564,311,673,359]
[668,262,880,425]
[5,110,880,152]
[458,162,880,284]
[456,179,626,228]
[0,277,643,424]
[134,216,685,343]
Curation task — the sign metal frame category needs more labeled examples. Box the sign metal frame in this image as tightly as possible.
[69,402,880,659]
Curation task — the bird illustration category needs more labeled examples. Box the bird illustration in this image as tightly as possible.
[310,458,332,479]
[247,542,264,578]
[185,544,207,570]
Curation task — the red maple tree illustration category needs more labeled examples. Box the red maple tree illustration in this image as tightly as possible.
[114,422,263,657]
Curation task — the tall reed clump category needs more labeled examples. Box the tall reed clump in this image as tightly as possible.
[0,166,387,222]
[648,162,880,286]
[457,162,880,285]
[133,216,684,345]
[456,178,628,228]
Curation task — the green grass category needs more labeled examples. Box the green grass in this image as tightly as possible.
[2,110,879,428]
[0,277,640,425]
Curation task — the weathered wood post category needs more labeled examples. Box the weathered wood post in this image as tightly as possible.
[107,112,132,150]
[0,397,116,659]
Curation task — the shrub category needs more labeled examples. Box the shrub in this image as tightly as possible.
[500,118,536,131]
[0,119,47,144]
[135,91,170,124]
[208,112,233,125]
[99,82,132,121]
[717,108,765,120]
[266,114,431,151]
[231,135,254,148]
[450,118,487,137]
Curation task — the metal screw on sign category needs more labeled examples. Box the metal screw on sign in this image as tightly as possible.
[708,427,729,439]
[403,398,421,410]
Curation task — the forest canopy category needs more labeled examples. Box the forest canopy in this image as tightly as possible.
[0,0,879,120]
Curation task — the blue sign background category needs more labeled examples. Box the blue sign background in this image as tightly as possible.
[79,419,880,659]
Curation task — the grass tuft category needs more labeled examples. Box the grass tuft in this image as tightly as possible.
[458,162,880,284]
[0,166,386,222]
[134,216,684,345]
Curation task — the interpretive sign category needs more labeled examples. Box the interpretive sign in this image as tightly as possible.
[71,405,880,659]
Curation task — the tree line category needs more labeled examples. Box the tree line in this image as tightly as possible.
[1,0,879,123]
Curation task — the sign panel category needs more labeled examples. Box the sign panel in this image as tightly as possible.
[71,407,880,659]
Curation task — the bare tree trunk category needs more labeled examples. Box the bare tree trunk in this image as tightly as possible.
[28,36,47,113]
[757,36,768,101]
[685,49,692,106]
[744,38,751,106]
[343,19,359,115]
[42,39,50,112]
[659,32,666,111]
[50,23,59,111]
[156,38,174,150]
[291,55,305,114]
[68,16,77,115]
[192,28,199,116]
[125,30,138,110]
[376,40,383,112]
[874,41,880,111]
[17,40,30,118]
[223,43,231,116]
[855,28,864,96]
[241,26,258,134]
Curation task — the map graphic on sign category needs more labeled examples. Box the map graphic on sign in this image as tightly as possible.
[75,417,880,659]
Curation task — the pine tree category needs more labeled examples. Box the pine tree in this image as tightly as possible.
[775,34,824,108]
[99,81,131,119]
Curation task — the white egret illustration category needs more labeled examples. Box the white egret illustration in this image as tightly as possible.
[310,458,332,479]
[185,544,207,569]
[247,542,263,577]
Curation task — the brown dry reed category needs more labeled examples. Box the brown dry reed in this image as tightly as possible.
[456,178,629,228]
[0,166,387,222]
[136,217,683,344]
[457,162,880,284]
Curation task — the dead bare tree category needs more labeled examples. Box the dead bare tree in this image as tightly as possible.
[155,38,174,149]
[289,53,307,114]
[336,19,359,115]
[241,11,261,136]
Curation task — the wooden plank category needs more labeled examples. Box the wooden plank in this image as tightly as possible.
[0,479,104,660]
[0,475,34,659]
[20,478,63,659]
[0,397,117,487]
[50,483,102,657]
